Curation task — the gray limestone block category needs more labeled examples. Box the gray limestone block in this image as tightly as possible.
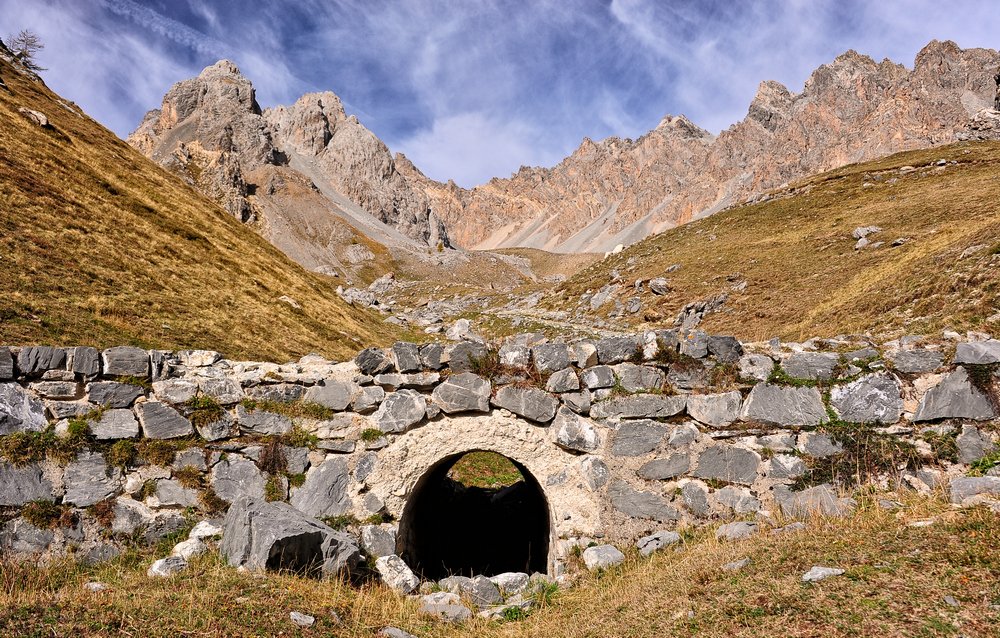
[352,385,385,413]
[532,343,571,374]
[596,335,640,364]
[0,461,53,506]
[356,347,391,375]
[692,445,761,485]
[419,343,445,370]
[687,391,741,428]
[492,385,559,423]
[431,373,491,414]
[444,341,488,373]
[708,336,743,363]
[562,390,592,415]
[151,379,199,405]
[953,340,1000,365]
[679,330,710,358]
[888,349,942,374]
[949,476,1000,503]
[102,346,149,377]
[88,381,145,408]
[955,425,997,464]
[681,481,710,516]
[137,401,194,439]
[64,452,121,507]
[637,530,681,556]
[637,452,690,480]
[17,346,66,376]
[360,524,397,558]
[781,352,839,380]
[613,363,666,393]
[581,365,616,389]
[715,485,761,514]
[591,394,686,420]
[914,368,996,421]
[579,456,610,491]
[829,373,903,424]
[91,408,139,440]
[290,458,350,518]
[0,347,14,379]
[773,484,856,518]
[551,406,601,453]
[211,456,267,503]
[741,383,828,427]
[608,479,679,522]
[545,368,580,393]
[1,519,54,554]
[611,420,668,456]
[738,353,774,382]
[582,544,625,570]
[374,389,427,433]
[235,404,293,436]
[304,381,357,411]
[198,377,244,405]
[390,342,422,373]
[0,382,47,435]
[69,347,101,376]
[796,432,844,458]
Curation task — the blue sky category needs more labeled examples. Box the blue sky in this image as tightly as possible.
[4,0,1000,187]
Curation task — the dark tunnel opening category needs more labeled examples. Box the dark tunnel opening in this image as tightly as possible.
[397,451,551,580]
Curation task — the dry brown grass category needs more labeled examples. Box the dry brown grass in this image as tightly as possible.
[554,142,1000,341]
[0,57,393,361]
[2,493,997,637]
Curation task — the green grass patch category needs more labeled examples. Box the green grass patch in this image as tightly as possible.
[447,450,524,489]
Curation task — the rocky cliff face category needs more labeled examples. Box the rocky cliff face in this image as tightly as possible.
[414,40,1000,252]
[129,61,448,249]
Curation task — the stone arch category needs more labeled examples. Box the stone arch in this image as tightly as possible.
[365,411,602,575]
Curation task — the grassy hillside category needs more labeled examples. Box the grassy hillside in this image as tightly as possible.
[552,142,1000,341]
[2,494,996,636]
[0,54,391,360]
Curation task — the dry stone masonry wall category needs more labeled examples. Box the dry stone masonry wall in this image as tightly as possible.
[1,330,999,580]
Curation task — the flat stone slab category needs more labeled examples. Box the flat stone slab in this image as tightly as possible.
[611,420,667,456]
[609,479,679,522]
[829,373,902,424]
[636,530,681,556]
[289,458,350,518]
[374,390,427,433]
[687,391,741,427]
[716,521,758,541]
[953,340,1000,365]
[949,476,1000,503]
[551,406,601,453]
[137,401,194,439]
[888,349,942,374]
[0,462,52,506]
[91,408,140,439]
[741,383,827,427]
[102,346,149,377]
[304,381,356,411]
[591,394,686,420]
[693,445,760,485]
[637,453,690,480]
[64,452,120,507]
[211,456,266,503]
[431,373,491,414]
[781,352,839,380]
[492,386,559,423]
[913,368,996,421]
[376,555,419,593]
[802,566,844,582]
[773,484,856,518]
[0,382,46,435]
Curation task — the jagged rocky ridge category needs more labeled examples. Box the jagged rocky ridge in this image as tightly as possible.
[404,40,1000,252]
[129,61,449,252]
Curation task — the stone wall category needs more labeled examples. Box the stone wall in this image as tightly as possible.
[1,331,999,575]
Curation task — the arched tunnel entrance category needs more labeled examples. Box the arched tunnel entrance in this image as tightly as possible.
[397,450,551,580]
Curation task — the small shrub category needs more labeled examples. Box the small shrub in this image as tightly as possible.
[88,498,116,527]
[363,512,393,525]
[22,500,72,529]
[795,422,921,489]
[173,465,204,489]
[199,488,228,515]
[969,450,1000,476]
[321,514,359,530]
[258,438,287,475]
[136,479,158,501]
[264,475,285,502]
[105,439,136,469]
[288,473,306,488]
[185,395,225,428]
[532,581,559,607]
[921,431,959,464]
[281,426,318,449]
[501,606,529,622]
[359,428,384,443]
[113,375,151,391]
[241,398,334,421]
[137,440,176,466]
[0,431,51,465]
[469,348,502,379]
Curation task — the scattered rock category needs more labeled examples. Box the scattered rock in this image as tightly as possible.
[802,566,845,582]
[722,558,751,571]
[147,556,187,577]
[636,530,681,556]
[582,544,625,570]
[716,521,758,541]
[289,611,315,628]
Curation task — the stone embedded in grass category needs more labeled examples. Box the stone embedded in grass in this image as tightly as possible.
[171,538,207,560]
[829,373,902,424]
[955,424,997,463]
[949,476,1000,503]
[378,628,418,638]
[913,368,996,421]
[431,373,490,414]
[741,383,827,427]
[188,520,223,539]
[289,611,315,628]
[147,556,187,577]
[582,544,625,570]
[439,575,502,607]
[716,521,758,541]
[0,382,47,435]
[375,555,419,593]
[489,572,530,595]
[722,557,751,571]
[419,594,473,623]
[773,484,856,518]
[952,340,1000,364]
[801,565,845,582]
[636,530,681,556]
[492,386,559,423]
[374,389,427,433]
[687,391,741,428]
[887,349,942,374]
[84,581,108,592]
[137,401,194,439]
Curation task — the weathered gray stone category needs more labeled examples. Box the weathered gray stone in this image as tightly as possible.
[693,445,760,485]
[17,346,66,375]
[173,448,208,471]
[198,377,244,405]
[802,566,844,582]
[377,555,420,593]
[677,330,709,358]
[571,341,599,368]
[581,365,615,389]
[955,424,997,463]
[591,394,686,420]
[489,572,530,595]
[614,363,666,393]
[715,485,761,514]
[29,380,79,400]
[708,336,743,363]
[439,574,501,606]
[151,379,198,405]
[687,391,741,427]
[579,456,610,491]
[773,484,856,518]
[738,353,774,382]
[492,386,559,423]
[0,347,14,379]
[562,390,591,415]
[532,343,571,374]
[668,422,700,448]
[419,595,472,623]
[196,410,233,441]
[637,453,690,480]
[352,385,385,412]
[290,458,350,517]
[211,456,266,503]
[796,432,844,458]
[768,454,807,480]
[246,383,304,403]
[177,350,222,367]
[356,347,391,375]
[722,557,751,571]
[379,628,417,638]
[741,383,828,427]
[681,481,710,516]
[546,368,580,393]
[0,383,46,435]
[582,544,625,570]
[360,524,396,558]
[236,404,293,435]
[445,341,488,373]
[596,335,640,364]
[781,352,838,380]
[498,341,531,368]
[374,390,427,433]
[91,408,139,439]
[636,530,681,556]
[353,452,377,482]
[949,476,1000,503]
[102,346,149,377]
[611,420,667,456]
[88,381,145,408]
[304,381,356,411]
[716,521,758,541]
[64,452,121,507]
[390,342,422,372]
[432,373,490,414]
[608,479,679,521]
[0,462,52,505]
[135,401,193,439]
[953,340,1000,365]
[221,496,362,577]
[152,479,200,508]
[914,368,996,421]
[829,373,902,424]
[888,349,942,374]
[419,343,445,370]
[1,519,54,554]
[551,406,601,453]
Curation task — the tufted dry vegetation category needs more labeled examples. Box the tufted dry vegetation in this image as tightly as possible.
[0,53,392,361]
[555,141,1000,342]
[2,493,997,637]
